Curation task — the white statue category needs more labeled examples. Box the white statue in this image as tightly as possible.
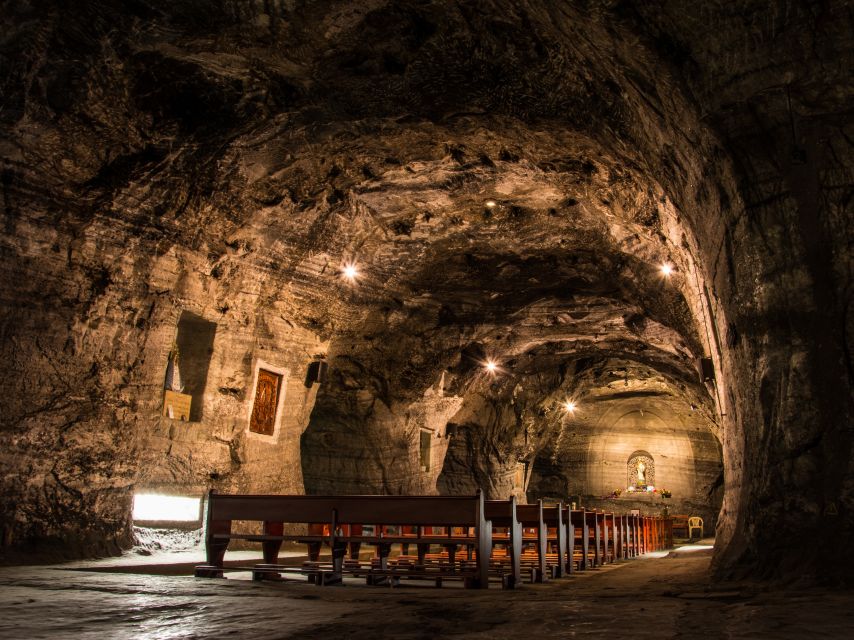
[164,346,184,393]
[636,459,646,484]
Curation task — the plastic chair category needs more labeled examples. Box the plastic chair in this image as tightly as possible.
[688,516,703,539]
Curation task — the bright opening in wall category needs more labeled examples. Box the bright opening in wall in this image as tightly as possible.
[132,493,201,522]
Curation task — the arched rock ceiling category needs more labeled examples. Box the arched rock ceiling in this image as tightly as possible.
[3,0,723,420]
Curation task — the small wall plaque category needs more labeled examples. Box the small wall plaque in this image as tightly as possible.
[163,390,192,421]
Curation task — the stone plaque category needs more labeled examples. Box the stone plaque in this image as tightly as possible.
[163,390,192,421]
[249,369,282,436]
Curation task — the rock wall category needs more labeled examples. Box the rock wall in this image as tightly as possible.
[0,219,329,557]
[627,1,854,581]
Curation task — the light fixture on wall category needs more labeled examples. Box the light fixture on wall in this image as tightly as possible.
[564,400,576,413]
[484,359,498,374]
[660,263,673,277]
[341,262,359,282]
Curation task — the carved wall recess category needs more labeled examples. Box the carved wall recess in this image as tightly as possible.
[174,312,217,422]
[627,450,655,489]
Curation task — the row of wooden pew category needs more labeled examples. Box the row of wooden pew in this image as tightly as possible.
[195,490,673,589]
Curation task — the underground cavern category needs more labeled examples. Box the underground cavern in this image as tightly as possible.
[0,0,852,637]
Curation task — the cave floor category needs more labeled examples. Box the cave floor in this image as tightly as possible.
[1,541,853,639]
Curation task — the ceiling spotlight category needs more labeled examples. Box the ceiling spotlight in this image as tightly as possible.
[342,263,359,281]
[564,400,576,413]
[485,200,497,208]
[660,263,673,277]
[485,360,498,373]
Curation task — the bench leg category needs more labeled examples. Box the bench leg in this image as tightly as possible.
[417,543,429,568]
[444,544,458,572]
[262,522,283,564]
[201,518,231,574]
[367,543,391,586]
[331,540,348,576]
[194,565,224,578]
[307,541,322,562]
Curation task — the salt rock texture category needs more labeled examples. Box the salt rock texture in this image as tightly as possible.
[4,546,854,639]
[0,0,851,585]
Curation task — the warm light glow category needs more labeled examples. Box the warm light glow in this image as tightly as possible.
[485,200,497,208]
[660,263,673,276]
[564,400,576,413]
[485,360,498,373]
[342,263,359,281]
[673,544,714,553]
[133,494,201,522]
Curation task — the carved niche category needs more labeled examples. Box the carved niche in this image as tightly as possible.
[627,450,655,489]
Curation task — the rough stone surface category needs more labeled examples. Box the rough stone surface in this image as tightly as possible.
[3,546,854,639]
[0,0,851,585]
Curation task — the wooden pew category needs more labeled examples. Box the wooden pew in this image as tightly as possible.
[617,513,629,560]
[562,505,575,573]
[602,512,616,564]
[569,508,589,571]
[663,517,674,549]
[671,514,690,538]
[609,513,622,561]
[597,511,608,565]
[622,514,632,559]
[517,501,549,582]
[584,510,601,567]
[640,515,671,552]
[313,496,496,588]
[542,503,567,578]
[631,513,641,556]
[484,497,523,588]
[641,515,651,553]
[195,490,493,588]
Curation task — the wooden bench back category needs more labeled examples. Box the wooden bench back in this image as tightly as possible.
[515,501,544,526]
[335,494,484,526]
[541,503,564,528]
[484,497,523,587]
[207,491,485,527]
[209,494,340,523]
[484,497,519,527]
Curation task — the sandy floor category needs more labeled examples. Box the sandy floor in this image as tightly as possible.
[1,540,853,639]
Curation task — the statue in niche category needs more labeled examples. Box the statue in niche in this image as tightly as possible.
[162,343,191,421]
[164,343,184,393]
[627,451,655,489]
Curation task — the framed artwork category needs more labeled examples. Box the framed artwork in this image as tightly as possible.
[249,369,282,436]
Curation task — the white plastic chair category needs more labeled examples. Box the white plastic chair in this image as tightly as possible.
[688,516,703,539]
